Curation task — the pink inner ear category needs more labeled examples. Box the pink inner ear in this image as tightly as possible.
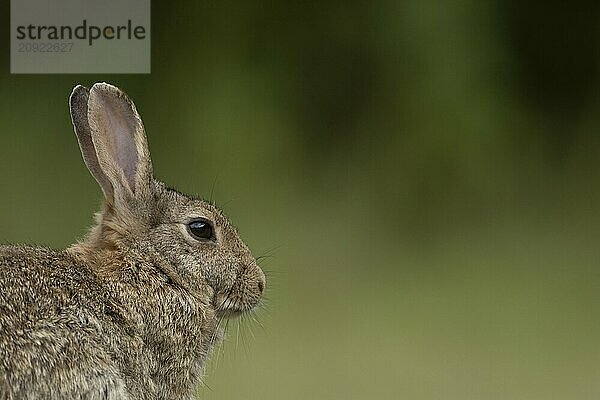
[111,112,139,191]
[99,94,140,193]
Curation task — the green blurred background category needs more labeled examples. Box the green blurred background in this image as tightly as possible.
[2,1,600,399]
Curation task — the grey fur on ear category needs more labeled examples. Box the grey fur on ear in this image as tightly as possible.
[86,83,153,201]
[70,85,114,199]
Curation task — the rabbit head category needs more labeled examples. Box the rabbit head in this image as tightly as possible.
[69,83,265,317]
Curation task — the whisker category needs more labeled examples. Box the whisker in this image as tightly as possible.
[209,173,220,204]
[220,197,238,208]
[235,317,241,352]
[255,254,276,263]
[249,309,266,333]
[258,244,282,257]
[215,317,231,368]
[240,316,251,357]
[243,313,256,342]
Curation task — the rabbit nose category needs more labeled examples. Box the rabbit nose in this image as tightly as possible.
[256,266,266,295]
[257,280,264,294]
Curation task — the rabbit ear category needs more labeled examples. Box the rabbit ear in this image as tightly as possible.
[70,85,114,199]
[86,83,153,205]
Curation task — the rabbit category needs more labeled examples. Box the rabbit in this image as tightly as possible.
[0,83,266,400]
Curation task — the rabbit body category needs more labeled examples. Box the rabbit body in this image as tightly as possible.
[1,245,132,399]
[0,245,217,400]
[0,83,265,399]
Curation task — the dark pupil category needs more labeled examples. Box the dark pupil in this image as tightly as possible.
[189,221,213,239]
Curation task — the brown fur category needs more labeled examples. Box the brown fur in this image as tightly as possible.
[0,83,265,399]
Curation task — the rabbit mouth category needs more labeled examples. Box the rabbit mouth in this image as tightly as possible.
[215,308,244,319]
[213,298,246,319]
[213,292,258,319]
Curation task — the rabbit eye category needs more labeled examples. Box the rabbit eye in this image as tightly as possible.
[187,219,215,241]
